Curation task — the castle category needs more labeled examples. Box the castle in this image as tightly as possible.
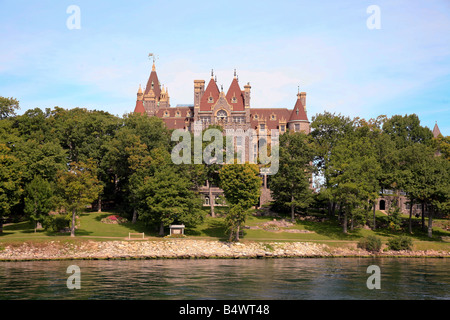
[133,61,311,208]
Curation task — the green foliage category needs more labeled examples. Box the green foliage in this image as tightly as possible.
[357,235,382,252]
[24,176,55,231]
[387,203,403,231]
[387,236,413,251]
[136,150,204,235]
[43,214,72,233]
[270,132,314,220]
[0,97,20,120]
[56,160,103,236]
[219,163,261,241]
[0,143,23,226]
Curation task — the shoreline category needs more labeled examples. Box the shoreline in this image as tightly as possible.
[0,239,448,261]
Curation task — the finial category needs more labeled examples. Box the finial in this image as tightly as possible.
[234,69,237,78]
[211,69,214,78]
[221,84,223,92]
[215,75,217,83]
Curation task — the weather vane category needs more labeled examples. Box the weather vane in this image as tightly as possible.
[148,53,159,64]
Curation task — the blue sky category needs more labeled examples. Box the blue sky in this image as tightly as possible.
[0,0,449,135]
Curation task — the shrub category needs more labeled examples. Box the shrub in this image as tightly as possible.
[387,236,413,251]
[43,214,71,233]
[357,235,382,252]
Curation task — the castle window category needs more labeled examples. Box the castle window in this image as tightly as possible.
[233,116,245,123]
[176,111,181,117]
[280,124,286,132]
[216,110,228,122]
[271,114,276,120]
[200,116,211,124]
[295,123,300,132]
[260,123,265,130]
[208,96,214,103]
[164,111,169,117]
[231,96,237,103]
[254,114,258,119]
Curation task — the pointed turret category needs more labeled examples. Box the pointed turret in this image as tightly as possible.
[226,71,244,111]
[144,62,161,99]
[134,100,146,115]
[289,91,308,122]
[200,76,220,111]
[433,122,442,138]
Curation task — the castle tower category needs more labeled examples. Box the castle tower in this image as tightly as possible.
[288,90,310,133]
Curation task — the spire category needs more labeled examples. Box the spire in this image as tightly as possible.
[433,122,442,138]
[234,69,237,78]
[211,69,214,79]
[138,84,143,94]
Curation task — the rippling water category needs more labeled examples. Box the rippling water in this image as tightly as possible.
[0,258,448,300]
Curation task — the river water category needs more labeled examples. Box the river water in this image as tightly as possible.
[0,258,448,300]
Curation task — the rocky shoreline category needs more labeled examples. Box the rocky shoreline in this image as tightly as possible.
[0,240,449,261]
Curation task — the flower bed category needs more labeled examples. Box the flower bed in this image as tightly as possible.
[101,215,128,224]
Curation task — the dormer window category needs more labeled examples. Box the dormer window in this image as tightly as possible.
[280,124,286,132]
[208,96,214,103]
[176,111,181,117]
[260,123,265,130]
[254,114,258,120]
[231,96,237,103]
[271,114,276,120]
[163,111,169,117]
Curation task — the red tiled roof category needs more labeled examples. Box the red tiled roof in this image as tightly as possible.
[433,123,442,138]
[289,96,308,122]
[226,78,245,111]
[250,108,292,130]
[200,78,220,111]
[144,67,161,98]
[134,100,145,115]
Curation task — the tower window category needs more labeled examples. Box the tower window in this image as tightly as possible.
[216,110,228,122]
[208,96,214,103]
[231,96,237,103]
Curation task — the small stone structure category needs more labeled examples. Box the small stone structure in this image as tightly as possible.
[169,225,185,236]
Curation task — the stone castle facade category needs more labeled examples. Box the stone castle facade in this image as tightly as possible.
[133,62,311,208]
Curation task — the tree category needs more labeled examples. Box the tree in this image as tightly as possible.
[0,144,23,233]
[219,163,261,241]
[0,97,20,120]
[56,160,103,237]
[328,131,380,233]
[270,132,314,221]
[24,176,55,232]
[136,149,204,236]
[310,112,354,216]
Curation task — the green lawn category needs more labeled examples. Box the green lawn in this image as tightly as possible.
[1,208,449,252]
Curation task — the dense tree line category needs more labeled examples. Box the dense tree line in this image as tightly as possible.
[0,96,448,238]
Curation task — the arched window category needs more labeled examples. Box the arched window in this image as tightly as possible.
[216,110,228,122]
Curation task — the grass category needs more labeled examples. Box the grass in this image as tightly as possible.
[0,208,449,253]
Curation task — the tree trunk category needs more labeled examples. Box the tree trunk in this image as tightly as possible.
[343,210,348,234]
[132,208,138,224]
[421,203,426,232]
[235,225,240,242]
[208,180,215,218]
[0,219,3,234]
[328,201,332,216]
[71,208,76,237]
[350,215,354,231]
[372,201,376,230]
[98,196,102,213]
[331,202,336,217]
[409,199,413,234]
[159,222,165,236]
[428,206,433,238]
[291,196,295,222]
